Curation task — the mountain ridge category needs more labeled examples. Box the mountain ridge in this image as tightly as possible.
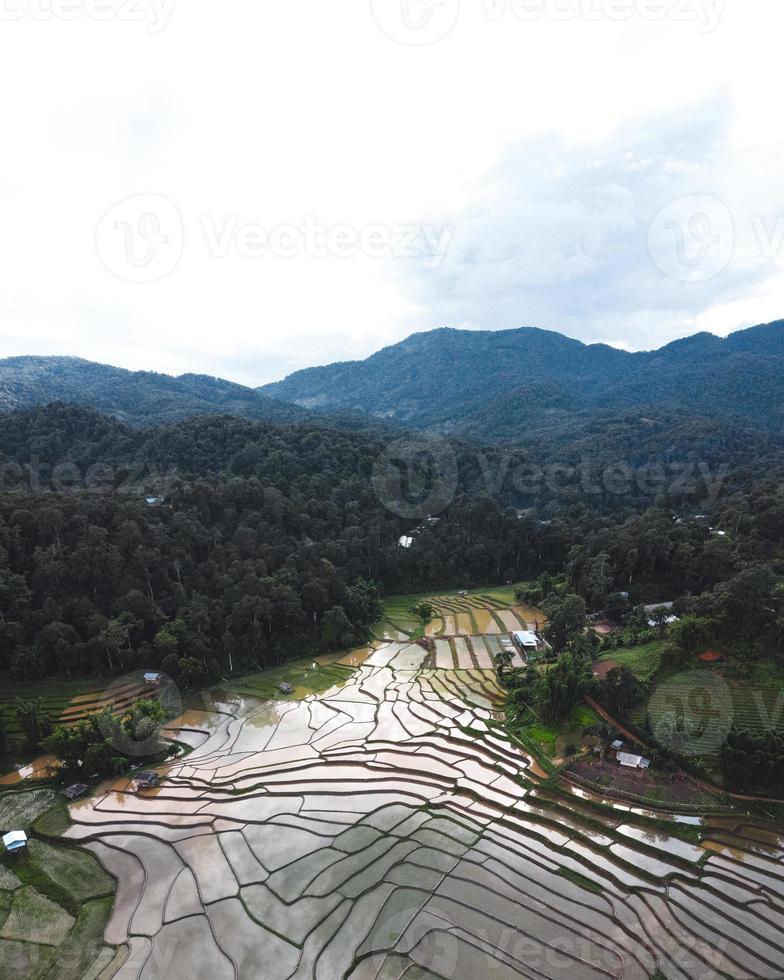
[0,354,323,429]
[3,319,784,440]
[258,319,784,438]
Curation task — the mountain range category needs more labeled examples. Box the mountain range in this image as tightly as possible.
[260,321,784,440]
[0,355,313,428]
[2,320,784,445]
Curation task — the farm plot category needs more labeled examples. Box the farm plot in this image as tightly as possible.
[0,886,74,946]
[726,678,784,734]
[433,639,454,669]
[62,656,784,980]
[469,636,494,669]
[596,641,664,682]
[0,676,170,753]
[452,636,474,669]
[385,589,544,641]
[496,609,524,632]
[470,607,502,633]
[646,672,784,742]
[0,788,116,979]
[0,679,87,748]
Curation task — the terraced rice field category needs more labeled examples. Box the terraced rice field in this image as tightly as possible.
[378,588,545,645]
[0,677,167,754]
[59,647,784,979]
[0,787,117,979]
[645,671,784,745]
[0,681,89,743]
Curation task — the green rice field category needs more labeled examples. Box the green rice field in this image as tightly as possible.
[596,640,665,682]
[0,787,116,979]
[373,584,532,641]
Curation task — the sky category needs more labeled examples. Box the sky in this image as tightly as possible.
[1,1,783,386]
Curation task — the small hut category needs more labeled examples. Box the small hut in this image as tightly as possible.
[63,783,89,801]
[278,682,294,695]
[134,772,160,791]
[2,831,28,856]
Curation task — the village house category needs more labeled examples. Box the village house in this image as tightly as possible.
[2,831,28,855]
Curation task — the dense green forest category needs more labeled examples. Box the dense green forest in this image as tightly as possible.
[2,383,784,797]
[1,399,784,690]
[0,355,387,432]
[0,405,557,680]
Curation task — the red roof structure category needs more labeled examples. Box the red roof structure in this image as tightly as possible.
[698,650,724,663]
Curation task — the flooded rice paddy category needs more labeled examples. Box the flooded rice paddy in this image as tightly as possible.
[61,639,784,980]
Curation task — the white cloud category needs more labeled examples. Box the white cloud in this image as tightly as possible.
[0,2,782,382]
[400,102,784,351]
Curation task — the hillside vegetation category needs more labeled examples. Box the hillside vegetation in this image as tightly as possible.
[261,320,784,439]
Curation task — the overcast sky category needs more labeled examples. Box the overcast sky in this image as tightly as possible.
[1,1,783,385]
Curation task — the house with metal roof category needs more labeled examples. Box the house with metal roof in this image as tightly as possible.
[134,771,160,790]
[63,783,89,801]
[2,830,28,854]
[617,752,651,770]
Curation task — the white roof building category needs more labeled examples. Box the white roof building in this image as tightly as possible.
[2,831,28,853]
[513,631,538,648]
[398,536,413,549]
[617,752,651,770]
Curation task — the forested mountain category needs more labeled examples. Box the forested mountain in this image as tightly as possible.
[1,403,784,683]
[6,321,784,444]
[0,355,318,428]
[0,405,555,679]
[261,320,784,439]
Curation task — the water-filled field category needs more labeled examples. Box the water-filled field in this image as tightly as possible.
[58,645,784,979]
